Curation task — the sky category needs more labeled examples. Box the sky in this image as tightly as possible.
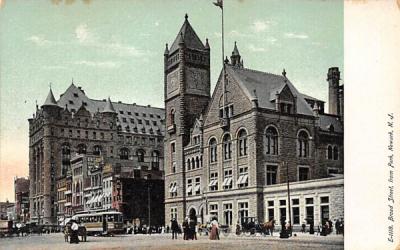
[0,0,343,201]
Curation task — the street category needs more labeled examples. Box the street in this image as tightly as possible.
[0,233,344,250]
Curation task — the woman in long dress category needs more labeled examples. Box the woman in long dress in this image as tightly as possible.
[209,218,219,240]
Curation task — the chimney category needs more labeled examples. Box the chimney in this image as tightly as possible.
[327,67,340,115]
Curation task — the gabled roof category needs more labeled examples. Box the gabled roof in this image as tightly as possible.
[42,89,58,107]
[225,65,314,116]
[169,15,205,54]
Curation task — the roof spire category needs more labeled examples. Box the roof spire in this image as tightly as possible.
[232,41,240,56]
[205,38,210,50]
[168,14,206,54]
[282,68,287,78]
[230,42,242,67]
[164,43,169,55]
[185,13,188,20]
[101,97,116,114]
[42,87,58,107]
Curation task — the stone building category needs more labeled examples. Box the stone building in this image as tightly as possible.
[29,84,165,224]
[164,16,344,228]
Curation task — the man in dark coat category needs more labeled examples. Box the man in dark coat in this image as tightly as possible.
[171,218,179,240]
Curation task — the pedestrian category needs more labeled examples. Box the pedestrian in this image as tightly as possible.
[70,220,79,244]
[64,225,70,242]
[171,218,179,240]
[301,222,306,233]
[235,222,241,236]
[189,217,197,240]
[182,217,189,240]
[335,219,340,235]
[209,217,219,240]
[166,225,170,234]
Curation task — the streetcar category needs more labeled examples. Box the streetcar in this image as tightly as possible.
[75,211,124,236]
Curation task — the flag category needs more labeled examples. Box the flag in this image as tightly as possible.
[213,0,223,9]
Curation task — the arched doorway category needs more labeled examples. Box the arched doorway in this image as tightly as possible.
[189,207,197,222]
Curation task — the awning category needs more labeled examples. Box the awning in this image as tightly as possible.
[223,177,232,186]
[194,184,201,192]
[208,180,218,187]
[186,186,193,194]
[241,175,248,184]
[238,174,248,184]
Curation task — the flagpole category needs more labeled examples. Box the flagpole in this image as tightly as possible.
[221,2,226,112]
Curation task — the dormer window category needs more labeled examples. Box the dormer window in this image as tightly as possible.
[73,93,78,97]
[219,104,234,118]
[119,111,124,114]
[69,100,74,105]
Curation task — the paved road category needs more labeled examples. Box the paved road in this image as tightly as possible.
[0,233,344,250]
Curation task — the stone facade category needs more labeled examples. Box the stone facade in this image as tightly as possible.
[29,85,165,224]
[164,16,344,229]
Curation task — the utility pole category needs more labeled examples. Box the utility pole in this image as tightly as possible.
[286,161,292,237]
[148,183,151,232]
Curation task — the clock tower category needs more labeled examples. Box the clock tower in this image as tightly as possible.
[164,14,210,222]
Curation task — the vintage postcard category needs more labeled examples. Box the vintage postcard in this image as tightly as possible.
[0,0,398,249]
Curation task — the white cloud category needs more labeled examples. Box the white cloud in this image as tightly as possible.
[74,60,120,68]
[42,65,67,70]
[214,32,222,38]
[75,24,90,43]
[252,21,268,32]
[250,20,276,33]
[27,35,51,46]
[247,44,266,52]
[73,23,150,58]
[284,32,309,39]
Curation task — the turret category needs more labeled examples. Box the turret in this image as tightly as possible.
[230,41,243,68]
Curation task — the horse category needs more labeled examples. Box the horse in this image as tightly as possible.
[261,219,275,236]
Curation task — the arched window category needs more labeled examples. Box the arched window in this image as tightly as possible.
[169,109,175,126]
[266,126,278,155]
[327,145,333,159]
[137,149,145,162]
[187,159,191,170]
[151,151,160,169]
[238,129,248,156]
[119,148,129,160]
[209,138,217,163]
[223,134,232,160]
[191,158,195,169]
[196,156,200,169]
[93,145,102,156]
[77,144,87,154]
[333,146,339,160]
[298,130,309,158]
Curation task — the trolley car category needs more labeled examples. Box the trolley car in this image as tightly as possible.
[75,211,124,236]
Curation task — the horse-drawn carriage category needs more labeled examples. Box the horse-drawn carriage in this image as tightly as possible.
[239,217,275,236]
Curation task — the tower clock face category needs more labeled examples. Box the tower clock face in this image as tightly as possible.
[167,68,180,98]
[186,67,208,95]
